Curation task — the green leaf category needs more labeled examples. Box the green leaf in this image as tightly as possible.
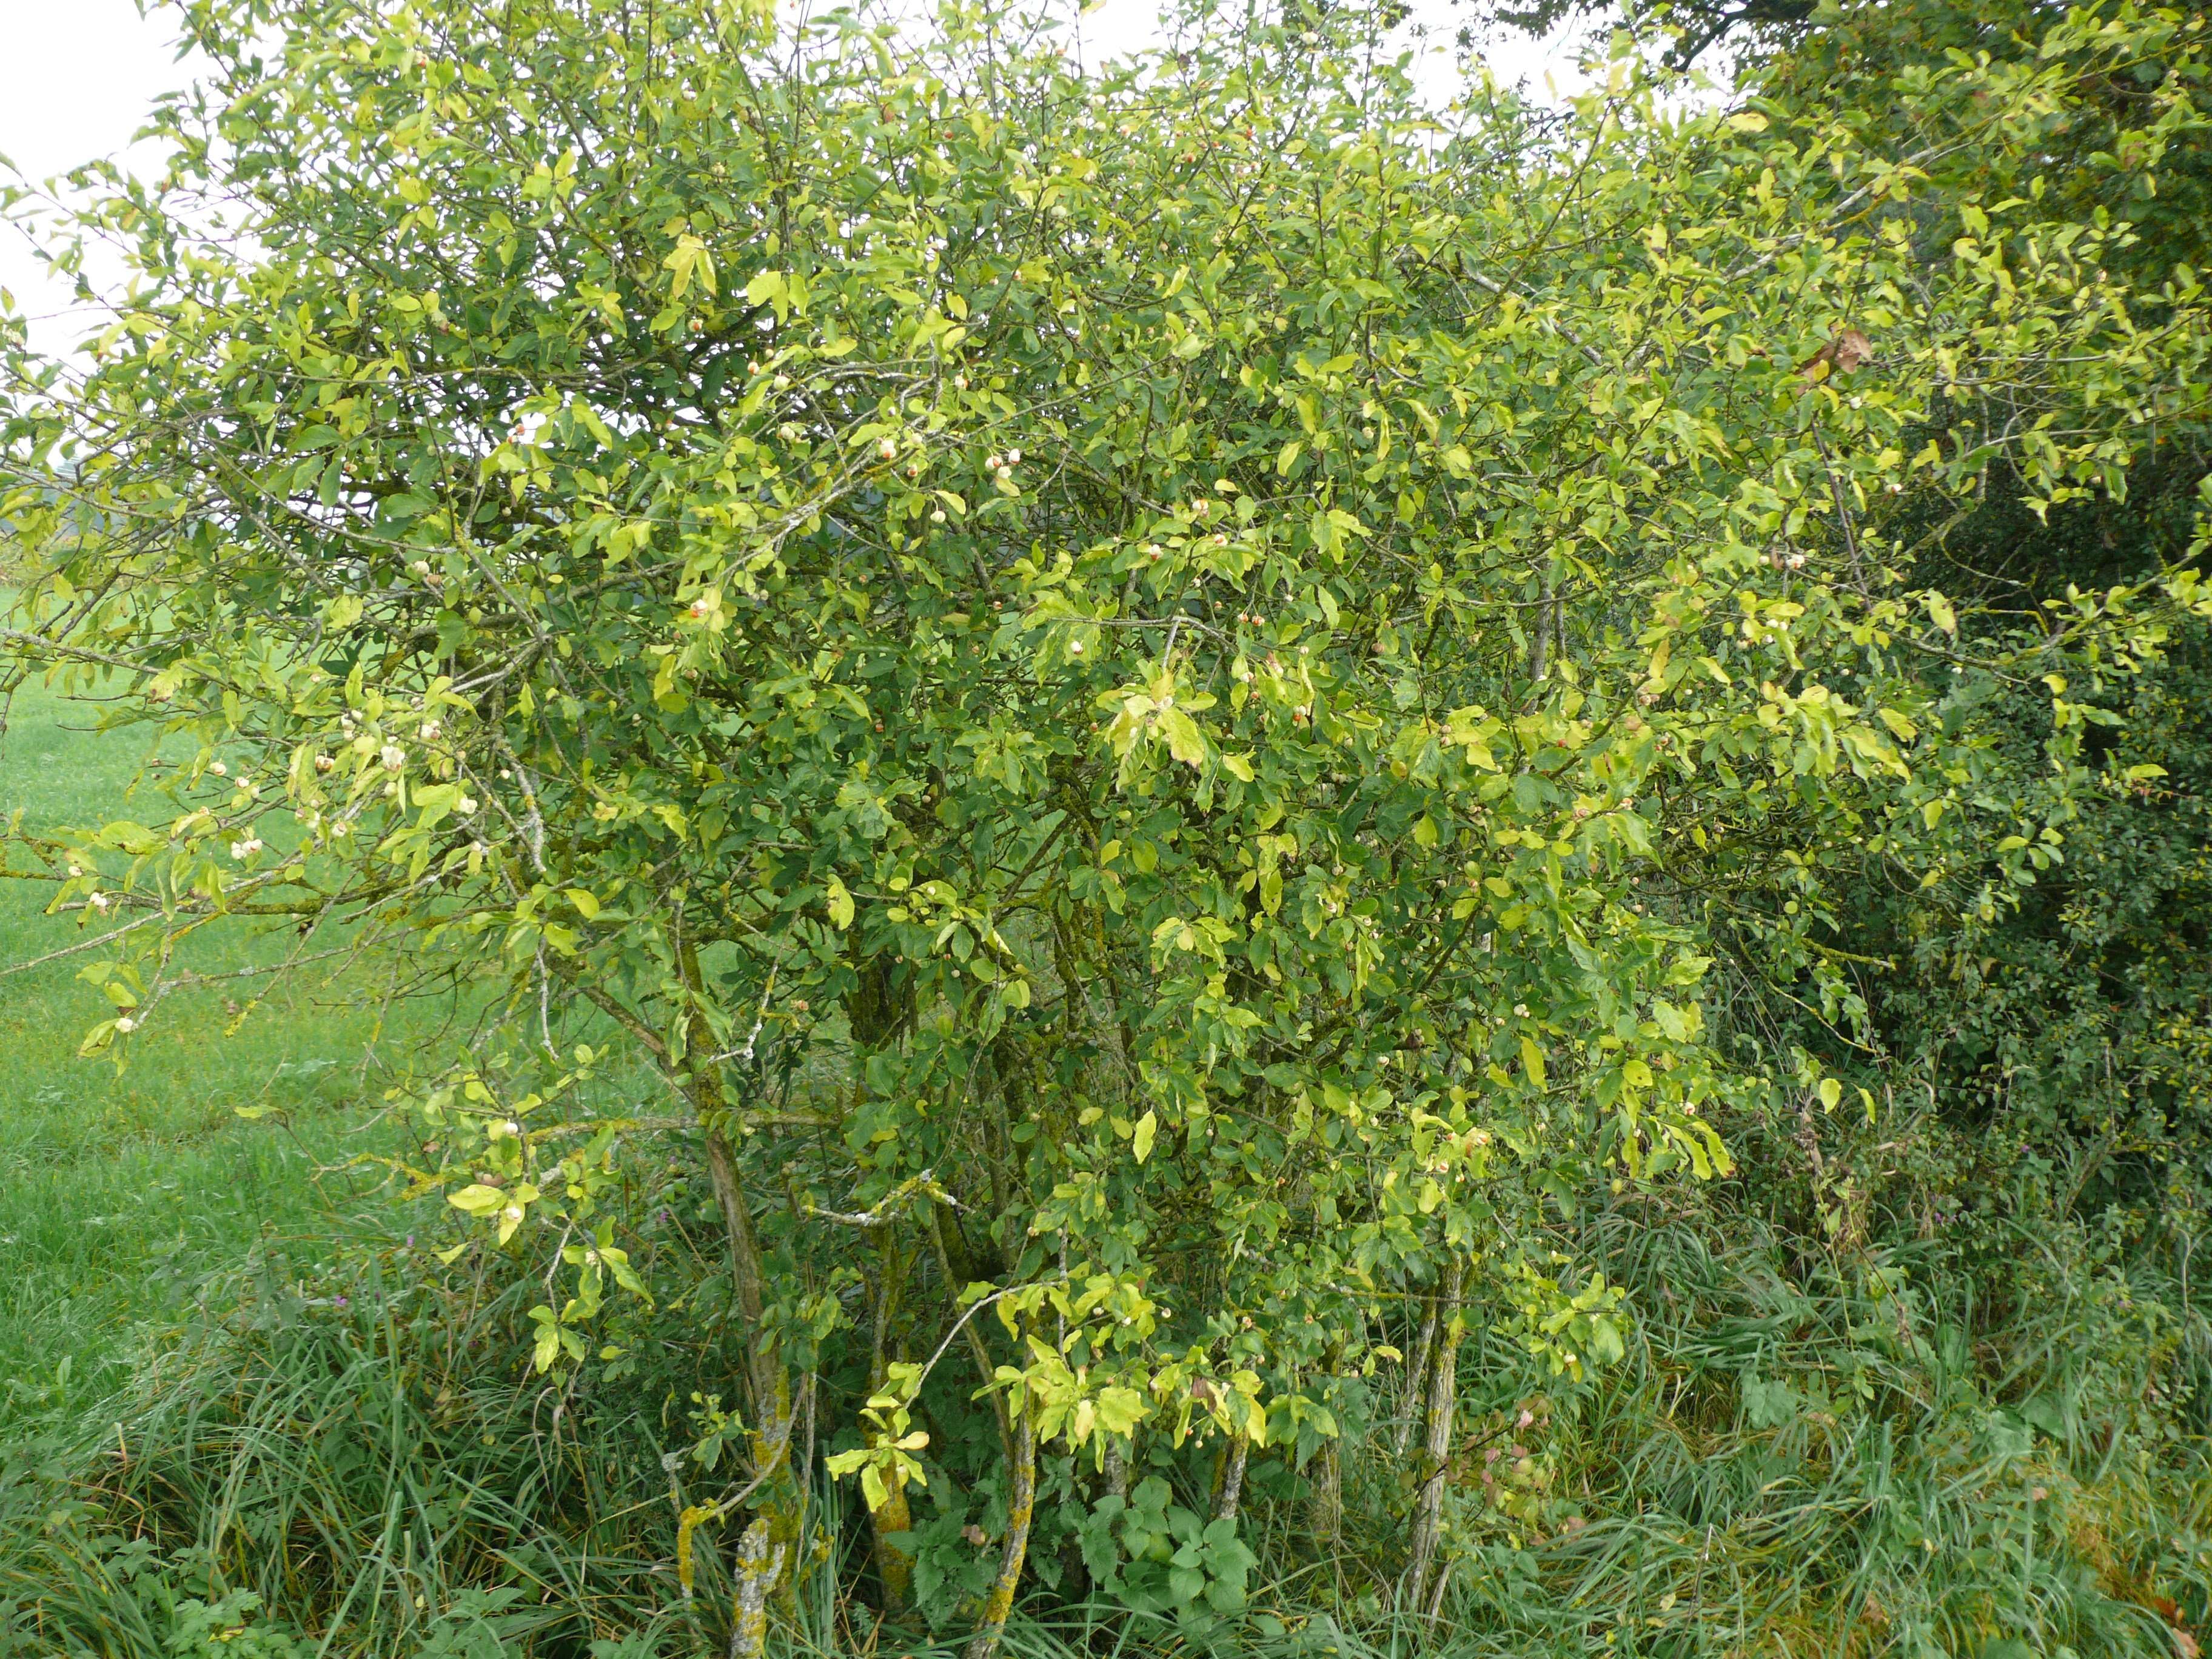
[449,1184,507,1216]
[1158,708,1208,769]
[746,269,788,318]
[1521,1036,1547,1090]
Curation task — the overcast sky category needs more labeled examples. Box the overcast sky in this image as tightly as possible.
[0,0,205,355]
[0,0,1597,360]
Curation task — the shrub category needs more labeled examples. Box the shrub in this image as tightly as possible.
[4,0,2210,1651]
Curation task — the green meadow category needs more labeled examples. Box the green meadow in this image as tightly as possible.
[0,677,418,1418]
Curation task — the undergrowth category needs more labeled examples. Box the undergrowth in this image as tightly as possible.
[4,1131,2208,1659]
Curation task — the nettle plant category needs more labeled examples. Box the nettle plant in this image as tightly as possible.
[4,0,2208,1647]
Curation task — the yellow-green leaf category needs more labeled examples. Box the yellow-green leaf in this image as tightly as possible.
[449,1184,506,1216]
[1521,1036,1547,1090]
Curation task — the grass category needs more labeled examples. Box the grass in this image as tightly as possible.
[0,674,429,1418]
[0,1249,691,1657]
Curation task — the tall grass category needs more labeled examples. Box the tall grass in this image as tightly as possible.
[0,1232,692,1658]
[1267,1181,2212,1659]
[7,1174,2204,1658]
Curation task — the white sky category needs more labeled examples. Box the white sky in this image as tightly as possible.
[0,0,1601,361]
[0,0,210,357]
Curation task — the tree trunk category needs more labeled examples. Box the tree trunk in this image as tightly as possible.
[1309,1439,1342,1557]
[679,937,800,1623]
[1215,1436,1250,1523]
[929,1198,1013,1469]
[847,957,920,1613]
[1404,1256,1464,1614]
[870,1481,914,1617]
[727,1518,787,1659]
[699,1126,784,1423]
[1393,1289,1439,1456]
[1309,1347,1343,1555]
[964,1396,1037,1659]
